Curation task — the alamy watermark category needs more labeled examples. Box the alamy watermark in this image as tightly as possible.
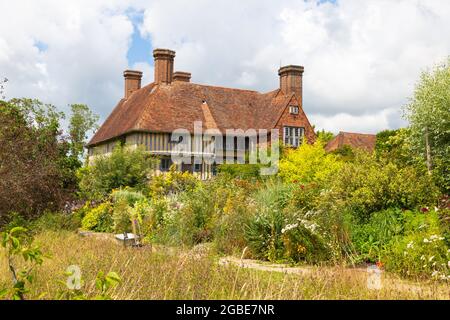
[169,121,280,175]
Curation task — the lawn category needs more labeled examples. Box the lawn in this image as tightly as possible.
[1,231,448,300]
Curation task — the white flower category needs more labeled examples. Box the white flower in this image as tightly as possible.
[429,256,435,262]
[407,241,414,249]
[423,238,430,243]
[281,223,298,234]
[420,255,426,261]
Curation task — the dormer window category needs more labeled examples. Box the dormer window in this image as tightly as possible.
[289,106,299,115]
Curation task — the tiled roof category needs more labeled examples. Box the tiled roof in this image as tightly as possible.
[325,131,376,152]
[87,81,295,146]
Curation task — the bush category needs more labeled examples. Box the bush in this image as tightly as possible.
[77,145,156,201]
[217,164,261,180]
[382,210,449,279]
[213,184,256,255]
[148,165,199,198]
[245,180,330,263]
[349,208,404,263]
[31,211,82,232]
[279,140,342,186]
[81,202,113,232]
[329,152,439,222]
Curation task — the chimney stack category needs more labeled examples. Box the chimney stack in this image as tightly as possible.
[278,65,304,106]
[153,48,176,84]
[173,71,191,82]
[123,70,143,99]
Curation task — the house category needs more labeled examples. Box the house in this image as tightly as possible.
[87,48,316,178]
[325,131,376,153]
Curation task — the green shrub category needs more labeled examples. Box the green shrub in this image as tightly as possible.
[148,165,199,198]
[217,164,261,180]
[31,211,82,232]
[81,202,113,232]
[111,188,145,206]
[245,180,331,263]
[279,140,342,186]
[112,199,131,233]
[77,145,156,201]
[382,210,449,279]
[213,186,256,255]
[349,208,404,263]
[329,152,439,222]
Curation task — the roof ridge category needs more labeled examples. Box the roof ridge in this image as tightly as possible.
[179,82,261,93]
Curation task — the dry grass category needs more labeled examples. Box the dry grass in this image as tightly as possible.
[1,230,449,300]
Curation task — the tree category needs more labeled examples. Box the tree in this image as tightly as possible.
[316,129,334,144]
[69,104,99,160]
[0,99,66,223]
[278,140,342,186]
[77,145,157,200]
[0,98,99,225]
[403,58,450,193]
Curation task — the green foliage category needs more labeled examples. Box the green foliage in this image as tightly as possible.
[331,145,355,161]
[57,269,121,300]
[279,140,342,186]
[329,152,439,222]
[77,145,156,201]
[375,128,417,166]
[0,227,44,300]
[148,165,199,198]
[245,181,330,263]
[217,163,261,180]
[403,58,450,193]
[316,129,334,144]
[349,208,404,263]
[0,99,66,223]
[94,271,121,300]
[81,202,113,232]
[31,211,82,232]
[382,210,449,279]
[68,104,99,160]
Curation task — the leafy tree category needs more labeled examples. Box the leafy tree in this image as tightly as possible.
[77,145,157,200]
[0,99,66,223]
[278,140,342,186]
[69,104,99,160]
[316,129,334,144]
[404,58,450,193]
[0,98,99,224]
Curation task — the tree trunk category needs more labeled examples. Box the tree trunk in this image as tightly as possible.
[425,127,432,174]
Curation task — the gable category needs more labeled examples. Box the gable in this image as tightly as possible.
[274,94,316,143]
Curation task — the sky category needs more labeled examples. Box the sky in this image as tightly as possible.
[1,0,450,134]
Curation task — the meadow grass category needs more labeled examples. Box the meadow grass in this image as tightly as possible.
[0,230,449,300]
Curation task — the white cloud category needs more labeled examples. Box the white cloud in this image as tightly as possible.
[0,0,135,120]
[1,0,449,134]
[139,0,450,133]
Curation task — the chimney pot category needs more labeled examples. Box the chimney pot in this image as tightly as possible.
[123,70,143,99]
[173,71,191,82]
[153,48,176,84]
[278,65,304,106]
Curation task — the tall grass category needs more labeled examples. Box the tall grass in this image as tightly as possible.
[0,231,448,300]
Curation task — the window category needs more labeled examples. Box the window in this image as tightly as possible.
[193,163,202,173]
[289,106,299,115]
[160,158,172,172]
[283,126,304,147]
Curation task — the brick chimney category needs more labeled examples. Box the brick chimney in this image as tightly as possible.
[278,65,304,106]
[123,70,143,99]
[173,71,191,82]
[153,48,176,84]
